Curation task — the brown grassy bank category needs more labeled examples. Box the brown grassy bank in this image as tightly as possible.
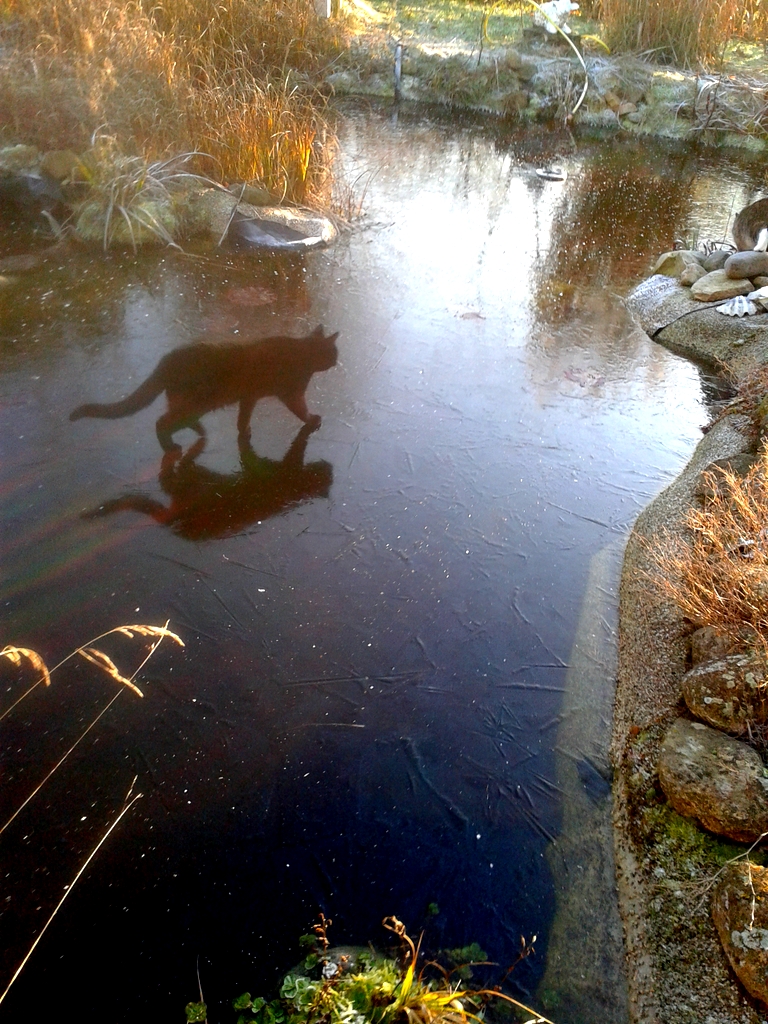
[0,0,350,202]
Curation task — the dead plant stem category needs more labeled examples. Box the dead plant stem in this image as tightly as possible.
[0,625,175,834]
[0,784,144,1009]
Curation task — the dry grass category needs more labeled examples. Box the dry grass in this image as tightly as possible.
[0,621,183,719]
[598,0,741,67]
[0,622,182,1005]
[0,0,348,202]
[646,446,768,657]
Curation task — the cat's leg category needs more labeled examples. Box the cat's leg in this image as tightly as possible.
[156,412,206,452]
[156,412,181,453]
[237,397,257,442]
[281,392,321,430]
[282,423,315,467]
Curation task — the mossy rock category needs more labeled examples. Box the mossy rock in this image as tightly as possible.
[75,197,178,247]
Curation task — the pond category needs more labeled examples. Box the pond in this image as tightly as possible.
[1,102,763,1023]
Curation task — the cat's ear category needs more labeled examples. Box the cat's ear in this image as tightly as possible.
[326,332,339,344]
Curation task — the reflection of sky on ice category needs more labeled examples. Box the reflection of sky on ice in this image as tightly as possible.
[1,103,764,1022]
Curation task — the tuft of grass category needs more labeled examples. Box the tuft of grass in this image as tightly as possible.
[597,0,741,68]
[0,0,348,203]
[645,444,768,656]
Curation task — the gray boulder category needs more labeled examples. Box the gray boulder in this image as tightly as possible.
[625,274,768,368]
[682,652,768,734]
[702,249,732,272]
[712,863,768,1007]
[726,250,768,280]
[180,188,336,248]
[657,718,768,841]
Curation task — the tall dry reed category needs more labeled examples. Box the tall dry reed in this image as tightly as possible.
[646,446,768,656]
[598,0,740,66]
[0,0,347,201]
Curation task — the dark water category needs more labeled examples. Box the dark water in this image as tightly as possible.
[1,104,764,1020]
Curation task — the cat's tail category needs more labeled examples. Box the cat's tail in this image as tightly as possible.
[70,368,164,421]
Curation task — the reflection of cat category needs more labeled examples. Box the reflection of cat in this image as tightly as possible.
[82,426,332,541]
[70,324,339,451]
[734,198,768,252]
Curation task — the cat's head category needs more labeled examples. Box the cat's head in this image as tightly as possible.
[308,325,339,370]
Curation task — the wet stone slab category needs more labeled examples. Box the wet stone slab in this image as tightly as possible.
[625,274,768,367]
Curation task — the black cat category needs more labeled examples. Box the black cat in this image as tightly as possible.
[71,324,339,451]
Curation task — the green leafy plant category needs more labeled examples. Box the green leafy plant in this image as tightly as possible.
[226,915,554,1024]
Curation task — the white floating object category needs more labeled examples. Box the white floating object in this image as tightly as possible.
[535,166,567,181]
[716,295,758,317]
[747,286,768,302]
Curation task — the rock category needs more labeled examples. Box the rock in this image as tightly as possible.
[690,626,733,666]
[650,250,702,276]
[40,150,85,182]
[626,274,768,366]
[0,173,64,218]
[0,144,40,173]
[573,107,618,129]
[690,269,753,302]
[589,59,650,105]
[625,110,644,124]
[603,90,621,111]
[657,718,768,841]
[178,187,335,248]
[229,210,335,250]
[324,70,360,94]
[702,249,731,272]
[180,187,237,237]
[75,197,178,247]
[616,101,637,116]
[680,262,706,286]
[626,274,708,334]
[683,652,768,733]
[726,251,768,280]
[755,276,768,288]
[226,182,273,206]
[712,863,768,1007]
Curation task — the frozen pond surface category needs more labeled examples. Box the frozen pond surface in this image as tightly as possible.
[1,102,763,1020]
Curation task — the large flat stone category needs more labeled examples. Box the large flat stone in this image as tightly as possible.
[690,269,753,301]
[625,274,768,368]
